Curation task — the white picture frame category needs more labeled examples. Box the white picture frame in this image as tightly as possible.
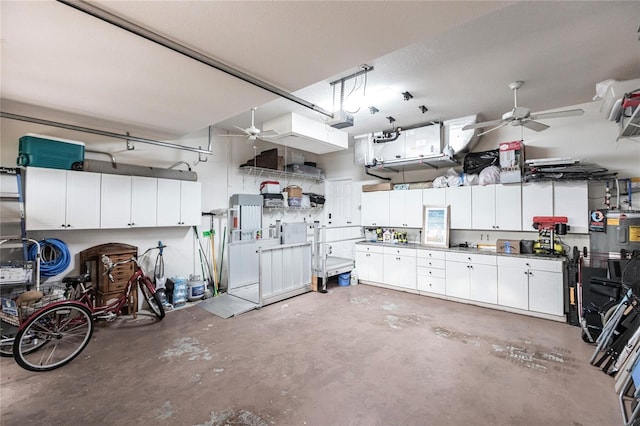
[422,205,450,247]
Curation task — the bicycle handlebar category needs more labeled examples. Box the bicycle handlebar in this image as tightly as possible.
[101,243,167,282]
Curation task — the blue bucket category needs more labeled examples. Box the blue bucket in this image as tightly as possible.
[338,272,351,286]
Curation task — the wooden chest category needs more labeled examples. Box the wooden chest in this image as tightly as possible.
[79,243,138,312]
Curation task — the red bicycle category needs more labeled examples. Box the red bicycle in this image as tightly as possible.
[12,246,165,372]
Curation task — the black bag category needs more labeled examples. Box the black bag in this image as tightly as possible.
[242,148,279,169]
[463,149,499,174]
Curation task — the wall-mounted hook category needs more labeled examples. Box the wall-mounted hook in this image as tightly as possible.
[402,91,413,101]
[418,105,428,114]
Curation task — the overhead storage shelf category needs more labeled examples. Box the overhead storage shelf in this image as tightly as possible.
[618,106,640,140]
[366,154,459,173]
[239,165,324,183]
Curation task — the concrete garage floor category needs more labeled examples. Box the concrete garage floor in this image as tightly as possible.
[1,283,620,425]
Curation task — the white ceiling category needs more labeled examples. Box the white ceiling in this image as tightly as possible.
[2,1,639,144]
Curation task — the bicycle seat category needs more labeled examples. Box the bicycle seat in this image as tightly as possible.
[62,273,91,285]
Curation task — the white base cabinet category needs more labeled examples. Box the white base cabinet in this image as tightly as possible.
[383,246,416,290]
[497,256,564,316]
[355,244,384,282]
[416,249,446,295]
[445,252,497,304]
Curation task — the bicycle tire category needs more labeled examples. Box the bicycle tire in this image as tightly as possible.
[139,278,165,320]
[13,301,93,372]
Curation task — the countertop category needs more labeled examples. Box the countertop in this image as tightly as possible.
[355,241,566,261]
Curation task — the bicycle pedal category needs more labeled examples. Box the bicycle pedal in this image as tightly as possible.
[96,312,117,322]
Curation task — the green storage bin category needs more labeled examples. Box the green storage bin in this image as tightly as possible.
[17,134,85,170]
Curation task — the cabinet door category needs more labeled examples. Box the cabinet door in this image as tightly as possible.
[396,255,417,290]
[100,175,132,228]
[497,266,529,310]
[553,181,588,233]
[471,185,495,230]
[445,261,469,299]
[422,187,446,206]
[388,191,406,227]
[355,251,369,282]
[369,253,384,284]
[495,184,522,231]
[25,167,66,230]
[157,179,181,226]
[383,253,398,286]
[446,186,472,229]
[361,191,390,227]
[179,181,202,226]
[528,270,564,316]
[66,171,101,230]
[468,263,497,304]
[131,176,157,227]
[522,182,553,229]
[404,190,423,228]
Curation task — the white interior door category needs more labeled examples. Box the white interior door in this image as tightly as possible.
[325,178,354,259]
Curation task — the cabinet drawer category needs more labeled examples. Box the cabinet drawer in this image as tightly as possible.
[446,252,497,265]
[416,258,446,269]
[416,249,445,260]
[417,267,446,279]
[417,276,446,294]
[355,244,385,254]
[497,256,563,272]
[383,246,416,257]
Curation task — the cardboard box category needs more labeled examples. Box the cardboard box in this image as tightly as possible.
[496,239,521,254]
[285,185,302,198]
[362,182,393,192]
[499,140,525,183]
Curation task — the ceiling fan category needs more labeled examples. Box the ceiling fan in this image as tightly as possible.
[220,107,277,142]
[463,81,584,136]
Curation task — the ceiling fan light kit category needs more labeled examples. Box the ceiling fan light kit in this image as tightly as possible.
[462,80,584,136]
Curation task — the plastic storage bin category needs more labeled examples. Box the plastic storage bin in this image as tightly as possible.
[17,134,85,170]
[338,272,351,286]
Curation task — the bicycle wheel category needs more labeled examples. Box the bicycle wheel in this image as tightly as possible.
[13,302,93,372]
[139,278,165,320]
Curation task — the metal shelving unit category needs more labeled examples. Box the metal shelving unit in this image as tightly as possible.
[618,106,640,140]
[239,165,324,184]
[365,154,459,174]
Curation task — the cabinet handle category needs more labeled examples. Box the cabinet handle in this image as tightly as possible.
[66,224,71,228]
[61,224,66,228]
[526,263,530,267]
[429,271,432,275]
[524,271,528,275]
[428,262,432,266]
[468,257,471,261]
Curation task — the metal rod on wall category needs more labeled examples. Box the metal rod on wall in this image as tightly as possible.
[57,0,334,119]
[0,112,213,155]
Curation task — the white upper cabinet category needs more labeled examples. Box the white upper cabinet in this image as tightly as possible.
[389,189,423,228]
[26,167,100,230]
[157,179,202,226]
[553,181,589,233]
[445,186,472,229]
[472,184,522,231]
[100,174,133,229]
[522,182,553,229]
[130,176,158,228]
[422,187,446,206]
[361,191,390,227]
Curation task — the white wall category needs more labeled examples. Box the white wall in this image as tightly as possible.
[2,99,637,281]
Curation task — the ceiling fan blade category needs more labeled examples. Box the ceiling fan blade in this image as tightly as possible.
[233,125,250,135]
[462,119,503,131]
[521,120,550,132]
[530,109,585,120]
[477,121,509,136]
[218,133,246,137]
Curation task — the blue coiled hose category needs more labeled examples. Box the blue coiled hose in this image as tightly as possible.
[28,238,71,277]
